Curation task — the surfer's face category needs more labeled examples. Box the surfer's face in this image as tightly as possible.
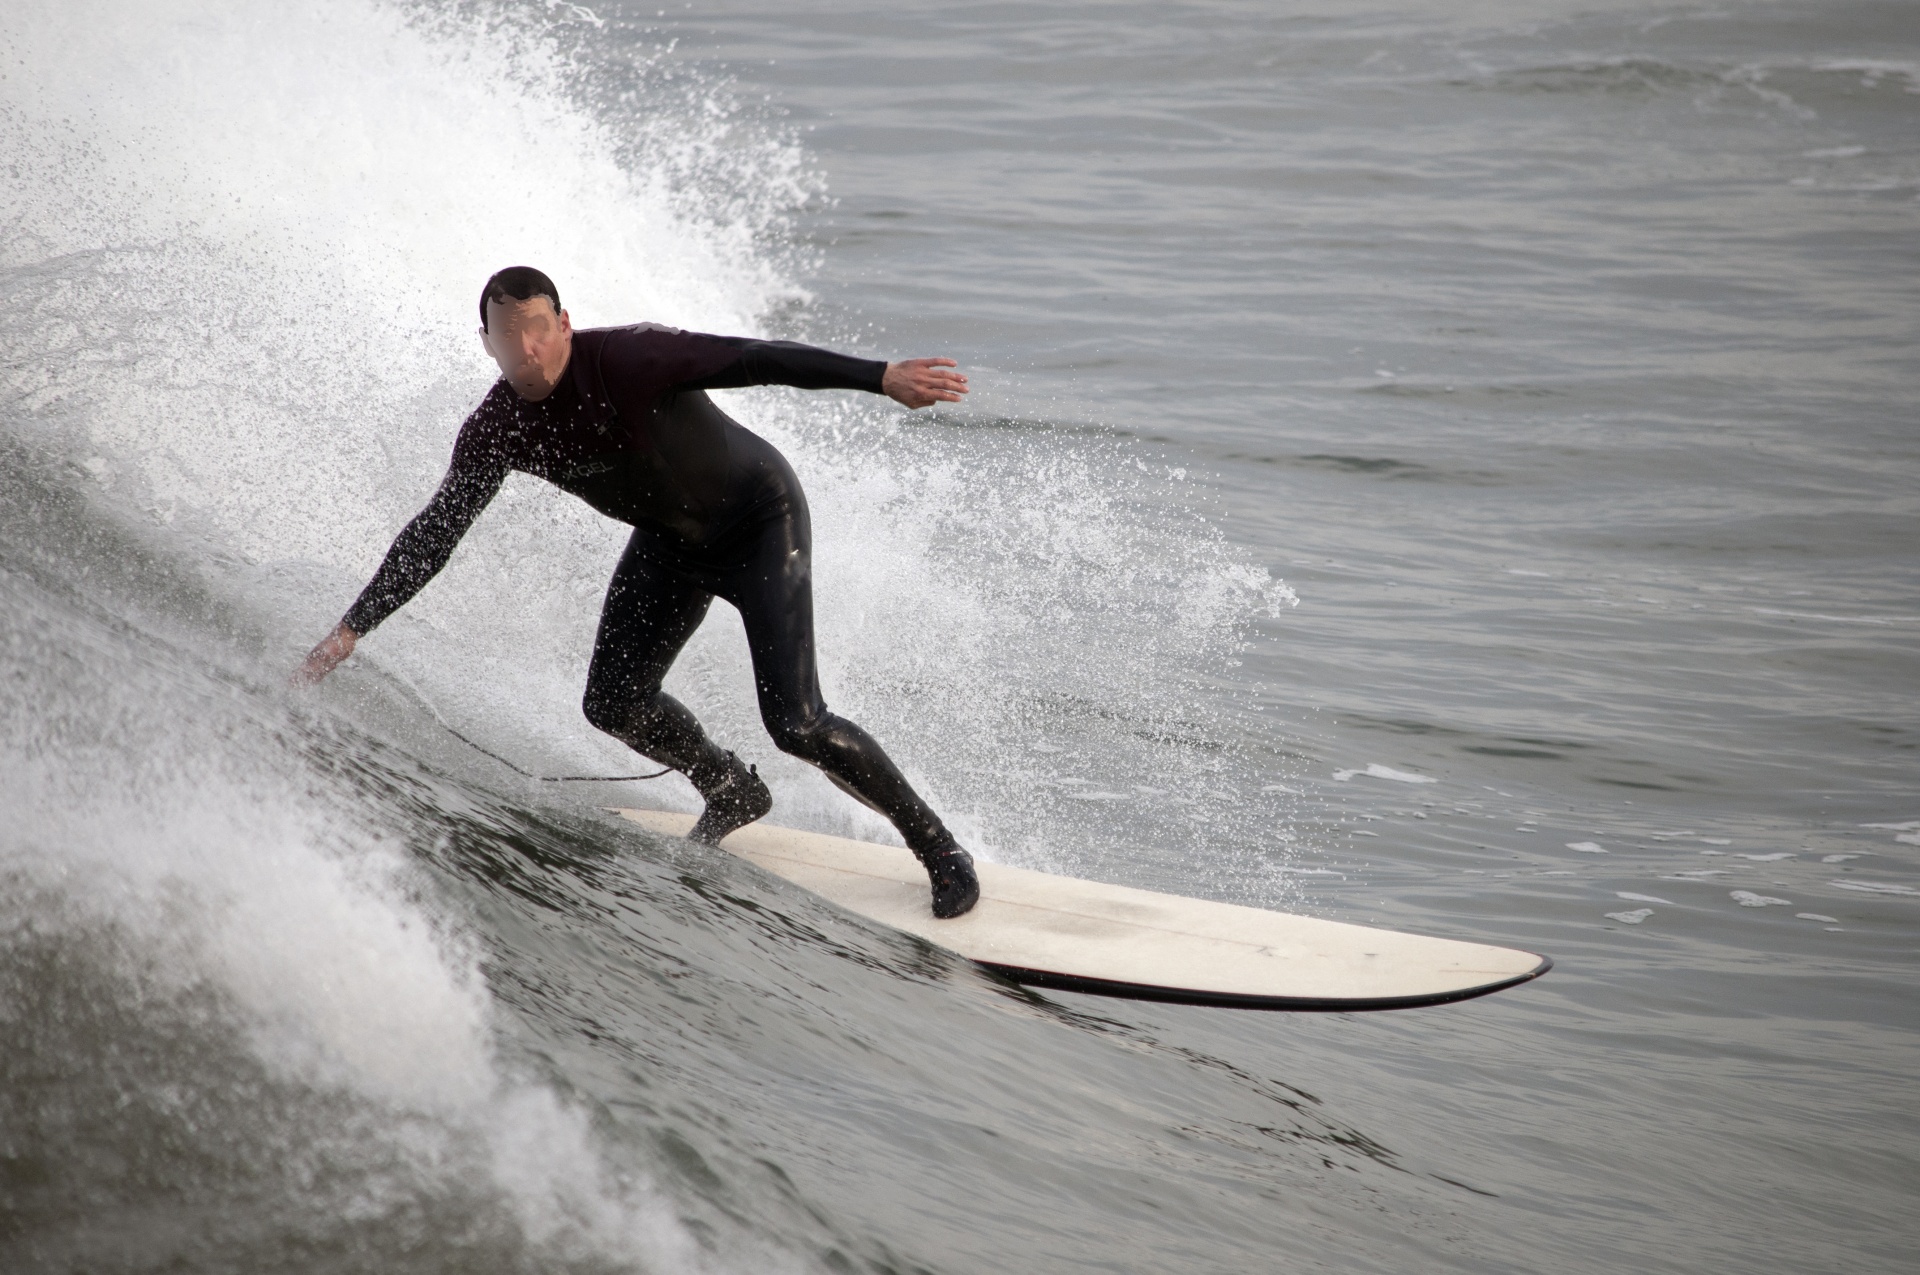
[480,295,573,401]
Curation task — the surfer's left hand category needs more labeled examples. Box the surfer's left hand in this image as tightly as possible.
[883,358,968,409]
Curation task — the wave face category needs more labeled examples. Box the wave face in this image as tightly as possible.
[0,2,1293,1271]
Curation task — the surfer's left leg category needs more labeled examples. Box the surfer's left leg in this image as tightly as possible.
[724,498,979,919]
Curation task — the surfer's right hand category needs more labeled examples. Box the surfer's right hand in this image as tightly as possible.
[292,622,358,686]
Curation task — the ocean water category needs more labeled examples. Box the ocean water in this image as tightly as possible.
[1,0,1915,1271]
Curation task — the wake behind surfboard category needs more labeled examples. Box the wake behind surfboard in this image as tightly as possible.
[615,809,1551,1011]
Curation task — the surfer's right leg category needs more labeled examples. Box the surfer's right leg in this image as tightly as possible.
[582,531,771,844]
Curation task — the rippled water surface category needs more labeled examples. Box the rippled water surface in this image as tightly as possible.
[2,1,1915,1272]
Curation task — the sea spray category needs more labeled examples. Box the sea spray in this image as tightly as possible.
[0,1,1295,1268]
[0,0,1295,879]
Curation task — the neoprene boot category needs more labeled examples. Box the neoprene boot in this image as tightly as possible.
[915,836,979,919]
[688,751,772,845]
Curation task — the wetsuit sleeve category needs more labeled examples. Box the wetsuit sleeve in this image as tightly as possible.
[671,334,888,394]
[341,442,508,636]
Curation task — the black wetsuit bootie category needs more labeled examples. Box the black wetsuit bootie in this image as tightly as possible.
[916,838,979,919]
[688,752,772,845]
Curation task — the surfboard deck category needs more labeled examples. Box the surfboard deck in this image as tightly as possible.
[614,808,1551,1011]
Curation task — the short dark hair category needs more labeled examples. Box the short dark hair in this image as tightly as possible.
[479,266,562,330]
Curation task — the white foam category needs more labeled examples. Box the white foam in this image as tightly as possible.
[4,656,720,1272]
[1860,821,1920,830]
[1739,853,1794,861]
[1617,892,1674,905]
[1795,913,1839,923]
[1822,853,1866,863]
[0,1,808,1263]
[7,767,494,1111]
[1605,909,1653,925]
[1811,59,1920,92]
[1829,881,1919,896]
[1730,891,1792,907]
[1803,145,1867,158]
[0,0,825,758]
[1333,764,1438,784]
[1749,608,1914,625]
[4,0,1300,896]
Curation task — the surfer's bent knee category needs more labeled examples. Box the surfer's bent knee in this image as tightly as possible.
[580,687,621,736]
[581,681,655,737]
[764,708,837,760]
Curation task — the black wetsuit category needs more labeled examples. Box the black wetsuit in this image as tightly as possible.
[343,324,952,854]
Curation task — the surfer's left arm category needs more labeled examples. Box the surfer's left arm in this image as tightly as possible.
[662,332,967,408]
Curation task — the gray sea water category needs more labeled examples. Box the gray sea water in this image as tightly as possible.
[2,0,1916,1271]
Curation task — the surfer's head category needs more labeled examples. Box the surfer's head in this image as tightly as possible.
[478,266,571,402]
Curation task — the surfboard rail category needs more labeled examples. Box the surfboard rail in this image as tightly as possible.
[976,954,1553,1012]
[613,808,1552,1012]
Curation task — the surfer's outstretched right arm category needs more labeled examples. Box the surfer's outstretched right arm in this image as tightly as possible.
[294,444,508,685]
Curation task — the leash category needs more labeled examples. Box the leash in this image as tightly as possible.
[391,669,673,783]
[438,720,673,782]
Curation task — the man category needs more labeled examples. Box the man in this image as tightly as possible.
[296,266,980,918]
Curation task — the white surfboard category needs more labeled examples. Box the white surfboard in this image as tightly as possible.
[614,809,1551,1011]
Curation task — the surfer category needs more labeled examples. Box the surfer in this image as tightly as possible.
[295,266,980,918]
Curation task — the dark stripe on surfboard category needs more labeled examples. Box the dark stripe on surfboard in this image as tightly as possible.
[979,953,1554,1011]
